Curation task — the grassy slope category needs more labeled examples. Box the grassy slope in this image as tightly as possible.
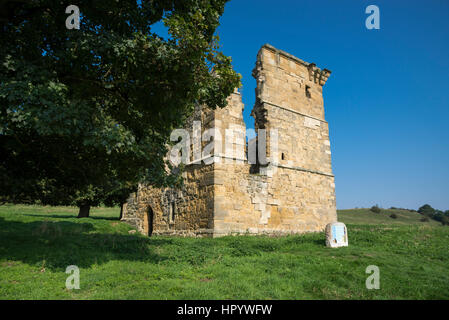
[0,204,448,299]
[338,208,441,226]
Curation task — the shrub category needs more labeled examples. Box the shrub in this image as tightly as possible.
[420,217,429,222]
[390,213,398,219]
[370,205,381,213]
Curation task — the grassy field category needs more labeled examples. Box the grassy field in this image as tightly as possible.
[0,204,448,299]
[338,208,441,226]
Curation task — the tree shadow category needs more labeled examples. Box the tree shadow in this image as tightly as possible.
[312,239,326,246]
[22,214,119,221]
[0,217,174,271]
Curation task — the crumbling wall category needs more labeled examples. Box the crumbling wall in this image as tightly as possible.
[122,44,337,237]
[249,44,337,232]
[212,44,336,236]
[121,92,245,237]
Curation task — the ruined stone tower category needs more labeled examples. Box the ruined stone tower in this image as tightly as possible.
[121,44,337,237]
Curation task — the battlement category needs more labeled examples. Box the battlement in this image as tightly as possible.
[260,44,331,86]
[253,43,331,122]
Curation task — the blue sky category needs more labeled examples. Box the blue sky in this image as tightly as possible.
[213,0,449,210]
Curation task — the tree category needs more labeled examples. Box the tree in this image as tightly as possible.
[103,183,138,220]
[417,204,436,217]
[0,0,241,217]
[432,210,444,222]
[442,216,449,226]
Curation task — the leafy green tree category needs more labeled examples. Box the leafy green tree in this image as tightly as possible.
[441,216,449,226]
[432,210,444,222]
[417,204,436,217]
[432,209,449,226]
[0,0,241,217]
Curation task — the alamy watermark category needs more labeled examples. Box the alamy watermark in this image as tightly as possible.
[65,5,80,30]
[365,265,380,289]
[65,265,80,290]
[169,121,279,169]
[365,5,380,30]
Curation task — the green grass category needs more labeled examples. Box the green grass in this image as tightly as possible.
[0,203,121,219]
[0,204,448,299]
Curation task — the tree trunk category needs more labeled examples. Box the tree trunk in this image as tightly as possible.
[118,203,124,220]
[77,204,90,218]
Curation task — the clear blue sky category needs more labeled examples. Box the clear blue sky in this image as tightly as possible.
[213,0,449,210]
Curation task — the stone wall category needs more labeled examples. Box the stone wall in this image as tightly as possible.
[122,163,216,237]
[121,44,337,237]
[211,44,336,236]
[121,91,245,237]
[211,163,336,237]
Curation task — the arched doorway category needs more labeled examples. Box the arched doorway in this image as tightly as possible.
[144,206,154,237]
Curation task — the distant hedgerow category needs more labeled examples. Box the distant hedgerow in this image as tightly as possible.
[420,217,430,222]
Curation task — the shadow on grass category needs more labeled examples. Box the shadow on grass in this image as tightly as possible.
[0,217,172,271]
[22,214,119,221]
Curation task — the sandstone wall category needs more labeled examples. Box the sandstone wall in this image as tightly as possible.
[212,44,336,236]
[121,163,215,237]
[122,44,337,237]
[121,91,246,237]
[212,162,336,236]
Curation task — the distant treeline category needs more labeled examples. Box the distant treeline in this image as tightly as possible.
[416,204,449,225]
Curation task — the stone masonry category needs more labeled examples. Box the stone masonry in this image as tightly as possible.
[121,44,337,237]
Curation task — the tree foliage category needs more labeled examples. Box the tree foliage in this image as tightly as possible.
[418,204,436,217]
[0,0,241,216]
[417,204,449,226]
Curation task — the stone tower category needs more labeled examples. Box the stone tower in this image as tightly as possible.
[121,44,337,237]
[245,44,336,234]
